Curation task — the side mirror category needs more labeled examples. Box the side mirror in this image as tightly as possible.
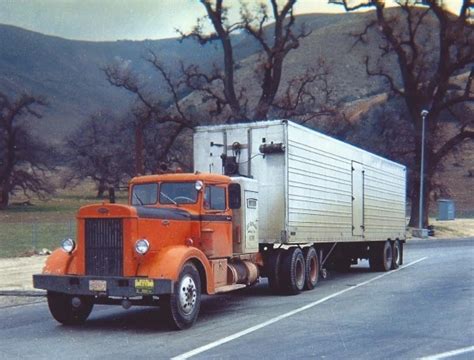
[228,183,241,209]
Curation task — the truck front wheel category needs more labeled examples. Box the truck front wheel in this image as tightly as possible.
[47,291,93,325]
[162,262,201,330]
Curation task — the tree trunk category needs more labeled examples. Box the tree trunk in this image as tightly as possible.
[0,185,10,209]
[135,122,144,176]
[97,180,107,198]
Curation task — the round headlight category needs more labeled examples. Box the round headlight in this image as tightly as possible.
[61,238,76,253]
[135,239,150,255]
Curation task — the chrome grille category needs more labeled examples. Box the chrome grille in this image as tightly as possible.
[85,218,123,276]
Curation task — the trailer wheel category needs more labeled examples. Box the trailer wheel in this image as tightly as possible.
[280,247,305,295]
[303,247,319,290]
[369,240,393,272]
[47,291,93,325]
[162,262,201,330]
[391,240,402,269]
[266,249,284,293]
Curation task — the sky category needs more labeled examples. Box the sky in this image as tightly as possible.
[0,0,463,41]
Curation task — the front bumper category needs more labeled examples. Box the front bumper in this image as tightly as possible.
[33,274,173,297]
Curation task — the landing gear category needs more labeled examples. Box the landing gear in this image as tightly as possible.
[161,262,201,330]
[47,291,94,325]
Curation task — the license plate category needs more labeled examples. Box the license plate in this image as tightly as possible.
[135,279,154,294]
[89,280,107,292]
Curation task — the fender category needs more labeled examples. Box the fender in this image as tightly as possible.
[42,249,78,275]
[138,245,215,294]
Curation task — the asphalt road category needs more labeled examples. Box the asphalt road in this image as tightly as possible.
[0,239,473,360]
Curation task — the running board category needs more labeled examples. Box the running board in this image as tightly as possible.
[214,284,247,294]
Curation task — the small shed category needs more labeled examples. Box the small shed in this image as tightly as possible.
[437,199,455,220]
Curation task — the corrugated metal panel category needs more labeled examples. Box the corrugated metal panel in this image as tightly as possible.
[194,120,407,244]
[85,218,123,276]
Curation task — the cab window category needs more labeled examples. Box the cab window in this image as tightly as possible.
[159,182,198,204]
[204,186,226,211]
[131,183,158,205]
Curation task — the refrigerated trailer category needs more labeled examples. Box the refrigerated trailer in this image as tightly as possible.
[34,120,406,330]
[194,120,406,244]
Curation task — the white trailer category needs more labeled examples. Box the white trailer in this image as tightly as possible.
[194,120,406,273]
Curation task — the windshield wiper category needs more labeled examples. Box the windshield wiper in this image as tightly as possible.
[160,192,178,205]
[133,192,144,206]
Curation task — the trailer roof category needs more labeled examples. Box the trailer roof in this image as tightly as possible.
[194,119,406,171]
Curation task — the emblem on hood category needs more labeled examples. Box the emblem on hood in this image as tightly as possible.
[97,207,109,214]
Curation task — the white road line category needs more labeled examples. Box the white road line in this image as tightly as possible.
[418,345,474,360]
[171,257,428,360]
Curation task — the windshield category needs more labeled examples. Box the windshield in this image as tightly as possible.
[160,182,198,204]
[131,183,158,206]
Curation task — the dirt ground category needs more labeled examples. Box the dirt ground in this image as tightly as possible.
[0,256,46,308]
[0,256,46,291]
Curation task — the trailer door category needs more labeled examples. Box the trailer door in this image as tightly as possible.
[352,162,365,236]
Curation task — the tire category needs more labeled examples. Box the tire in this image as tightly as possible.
[162,262,201,330]
[391,240,402,269]
[280,247,305,295]
[265,249,284,293]
[303,247,319,290]
[47,291,93,325]
[369,240,393,272]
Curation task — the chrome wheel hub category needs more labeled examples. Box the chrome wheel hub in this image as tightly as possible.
[178,275,197,315]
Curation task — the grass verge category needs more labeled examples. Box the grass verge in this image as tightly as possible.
[0,182,127,258]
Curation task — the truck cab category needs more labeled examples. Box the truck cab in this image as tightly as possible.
[34,172,259,329]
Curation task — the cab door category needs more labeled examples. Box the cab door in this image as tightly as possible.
[200,184,232,258]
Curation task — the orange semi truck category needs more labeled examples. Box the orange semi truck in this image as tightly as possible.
[34,120,406,329]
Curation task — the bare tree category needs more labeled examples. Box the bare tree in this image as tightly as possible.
[332,0,474,226]
[103,55,196,175]
[179,0,324,122]
[0,92,54,209]
[103,0,339,172]
[63,112,135,198]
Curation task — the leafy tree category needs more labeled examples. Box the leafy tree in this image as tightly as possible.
[332,0,474,226]
[0,92,54,209]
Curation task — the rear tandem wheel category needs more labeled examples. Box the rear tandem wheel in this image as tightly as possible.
[369,240,393,272]
[279,247,305,295]
[303,246,319,290]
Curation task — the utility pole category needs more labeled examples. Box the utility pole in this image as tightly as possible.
[413,109,429,238]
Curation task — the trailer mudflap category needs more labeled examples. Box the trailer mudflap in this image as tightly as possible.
[33,274,173,297]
